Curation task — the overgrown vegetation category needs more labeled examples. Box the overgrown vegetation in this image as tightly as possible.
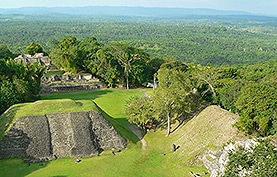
[223,140,277,177]
[49,36,159,88]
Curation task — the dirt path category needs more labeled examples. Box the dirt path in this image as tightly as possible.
[128,125,147,149]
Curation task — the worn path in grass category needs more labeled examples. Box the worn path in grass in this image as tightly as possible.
[128,125,147,149]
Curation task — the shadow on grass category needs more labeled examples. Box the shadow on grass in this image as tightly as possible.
[93,101,140,144]
[0,158,49,177]
[0,105,25,139]
[41,89,113,101]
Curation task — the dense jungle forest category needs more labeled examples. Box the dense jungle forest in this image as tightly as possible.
[1,14,277,65]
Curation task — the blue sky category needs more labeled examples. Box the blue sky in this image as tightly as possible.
[1,0,277,15]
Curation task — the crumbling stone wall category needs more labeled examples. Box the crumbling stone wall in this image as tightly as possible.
[40,84,102,94]
[14,53,52,69]
[201,139,258,177]
[47,113,75,158]
[0,110,126,162]
[39,74,104,94]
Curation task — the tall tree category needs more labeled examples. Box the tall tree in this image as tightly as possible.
[108,43,150,89]
[193,65,220,100]
[153,61,193,136]
[126,94,156,129]
[77,36,103,71]
[95,47,121,87]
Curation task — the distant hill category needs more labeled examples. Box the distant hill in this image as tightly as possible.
[0,6,253,17]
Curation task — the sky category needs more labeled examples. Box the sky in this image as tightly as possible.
[0,0,277,15]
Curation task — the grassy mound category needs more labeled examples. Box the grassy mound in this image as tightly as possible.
[172,105,243,164]
[0,99,97,139]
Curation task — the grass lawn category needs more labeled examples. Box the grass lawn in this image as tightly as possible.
[0,88,208,177]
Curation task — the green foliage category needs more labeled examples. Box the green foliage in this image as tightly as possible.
[49,36,79,73]
[126,94,156,128]
[235,82,277,136]
[108,42,151,89]
[223,140,277,177]
[154,61,194,136]
[0,44,14,59]
[192,65,220,101]
[216,80,244,112]
[26,42,43,55]
[126,61,197,136]
[192,60,277,136]
[0,59,45,114]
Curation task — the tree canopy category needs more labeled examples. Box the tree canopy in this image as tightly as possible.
[0,59,45,114]
[26,42,44,55]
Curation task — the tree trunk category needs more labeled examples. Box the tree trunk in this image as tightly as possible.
[166,112,171,136]
[201,78,216,97]
[126,74,129,89]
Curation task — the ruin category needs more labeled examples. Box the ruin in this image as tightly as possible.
[0,110,126,162]
[14,53,53,70]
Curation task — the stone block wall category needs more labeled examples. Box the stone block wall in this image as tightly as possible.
[47,113,75,158]
[40,84,102,94]
[0,110,126,162]
[70,112,99,157]
[89,111,126,150]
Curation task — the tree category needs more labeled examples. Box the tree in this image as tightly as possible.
[153,61,193,136]
[77,36,103,71]
[26,42,43,55]
[192,65,221,102]
[49,36,79,73]
[95,47,121,87]
[125,61,195,136]
[216,79,245,112]
[0,59,45,114]
[108,43,150,89]
[126,94,156,129]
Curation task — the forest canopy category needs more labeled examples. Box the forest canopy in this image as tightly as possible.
[0,14,277,66]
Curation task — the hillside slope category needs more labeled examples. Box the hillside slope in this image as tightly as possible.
[172,105,242,164]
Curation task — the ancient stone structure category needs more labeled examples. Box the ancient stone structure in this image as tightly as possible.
[201,139,258,177]
[0,110,126,162]
[40,74,103,94]
[41,74,96,85]
[39,84,103,94]
[14,53,53,69]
